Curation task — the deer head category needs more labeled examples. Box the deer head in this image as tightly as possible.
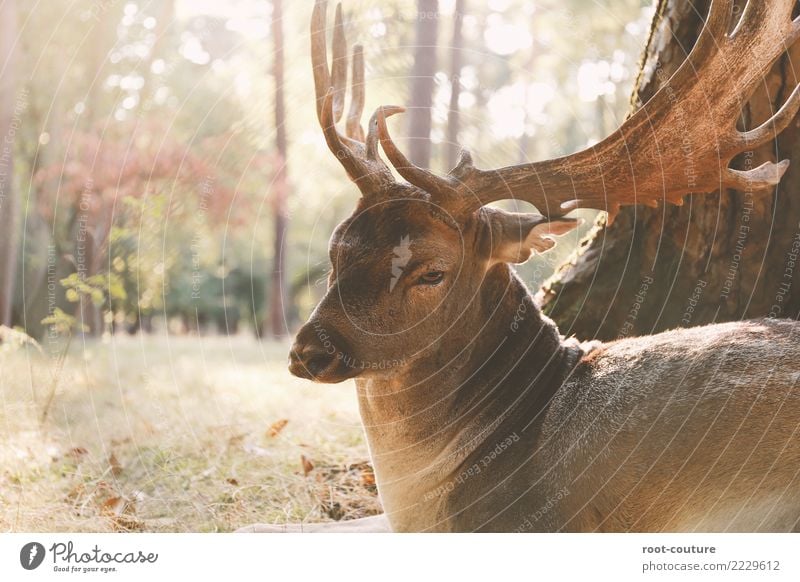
[290,0,800,383]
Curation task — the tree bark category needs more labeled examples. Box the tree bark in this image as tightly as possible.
[267,0,289,338]
[445,0,465,170]
[408,0,438,168]
[539,0,800,340]
[0,0,19,328]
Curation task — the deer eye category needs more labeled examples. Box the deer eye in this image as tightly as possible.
[417,271,444,286]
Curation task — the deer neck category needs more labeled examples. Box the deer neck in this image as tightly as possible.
[355,264,586,529]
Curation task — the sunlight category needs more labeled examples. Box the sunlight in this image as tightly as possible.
[484,13,533,56]
[488,80,555,140]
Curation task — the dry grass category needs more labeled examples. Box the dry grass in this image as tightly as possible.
[0,333,379,532]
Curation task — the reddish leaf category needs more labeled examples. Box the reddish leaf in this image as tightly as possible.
[100,495,142,531]
[360,466,376,488]
[101,496,127,516]
[67,447,88,459]
[301,455,314,476]
[267,419,289,438]
[108,453,123,476]
[227,433,246,446]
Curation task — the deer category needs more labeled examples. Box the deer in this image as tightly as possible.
[238,0,800,532]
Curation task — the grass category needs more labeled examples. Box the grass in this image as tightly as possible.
[0,333,379,532]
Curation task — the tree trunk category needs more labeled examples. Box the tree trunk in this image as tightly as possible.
[0,0,19,328]
[539,0,800,340]
[267,0,289,338]
[445,0,465,170]
[408,0,438,168]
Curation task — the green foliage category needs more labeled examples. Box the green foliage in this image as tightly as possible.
[40,308,86,335]
[60,273,126,306]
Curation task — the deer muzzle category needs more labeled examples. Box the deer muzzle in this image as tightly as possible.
[289,321,360,383]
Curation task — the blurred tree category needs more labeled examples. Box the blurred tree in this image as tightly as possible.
[34,121,236,335]
[0,0,19,327]
[408,0,438,167]
[3,0,651,339]
[540,0,800,339]
[267,0,290,338]
[20,1,258,338]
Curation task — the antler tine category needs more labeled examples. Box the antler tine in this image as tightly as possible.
[312,1,359,177]
[320,87,365,182]
[449,150,475,180]
[740,84,800,146]
[365,106,385,160]
[376,107,455,198]
[311,0,395,193]
[311,0,332,125]
[724,160,790,192]
[346,44,366,142]
[331,4,348,124]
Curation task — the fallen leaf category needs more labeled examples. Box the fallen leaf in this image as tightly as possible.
[346,461,376,488]
[101,496,127,516]
[108,453,123,476]
[360,466,376,487]
[301,455,314,476]
[67,447,88,459]
[267,419,289,438]
[227,433,246,446]
[100,495,142,531]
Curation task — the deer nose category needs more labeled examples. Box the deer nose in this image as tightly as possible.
[289,342,336,379]
[288,323,358,383]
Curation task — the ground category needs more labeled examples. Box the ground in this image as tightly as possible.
[0,334,380,532]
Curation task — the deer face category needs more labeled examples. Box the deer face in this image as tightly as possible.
[289,187,579,383]
[290,191,468,383]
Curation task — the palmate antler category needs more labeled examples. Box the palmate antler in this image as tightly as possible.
[375,0,800,222]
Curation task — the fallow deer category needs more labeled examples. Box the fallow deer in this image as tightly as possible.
[240,0,800,532]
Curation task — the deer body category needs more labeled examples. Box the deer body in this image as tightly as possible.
[357,266,800,532]
[237,0,800,533]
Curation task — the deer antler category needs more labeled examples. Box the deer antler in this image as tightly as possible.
[311,0,395,194]
[377,0,800,222]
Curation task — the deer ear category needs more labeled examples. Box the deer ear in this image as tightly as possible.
[483,207,581,265]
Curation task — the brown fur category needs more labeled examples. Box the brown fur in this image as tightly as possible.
[279,194,800,532]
